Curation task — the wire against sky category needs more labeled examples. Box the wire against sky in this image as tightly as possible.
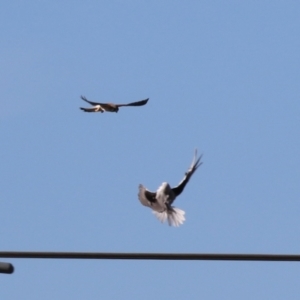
[1,252,300,262]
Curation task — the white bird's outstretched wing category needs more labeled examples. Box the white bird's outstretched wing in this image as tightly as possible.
[171,149,202,197]
[138,184,156,208]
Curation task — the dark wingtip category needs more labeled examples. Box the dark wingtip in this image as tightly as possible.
[195,154,203,169]
[141,98,149,104]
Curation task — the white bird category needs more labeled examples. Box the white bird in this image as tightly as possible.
[138,149,202,227]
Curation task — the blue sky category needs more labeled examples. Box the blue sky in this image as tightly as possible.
[1,1,300,299]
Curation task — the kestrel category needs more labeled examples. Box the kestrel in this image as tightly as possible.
[80,96,149,113]
[138,149,202,227]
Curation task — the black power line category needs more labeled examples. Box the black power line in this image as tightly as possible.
[0,262,14,274]
[1,251,300,262]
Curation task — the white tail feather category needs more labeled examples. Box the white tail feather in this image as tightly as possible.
[152,207,186,227]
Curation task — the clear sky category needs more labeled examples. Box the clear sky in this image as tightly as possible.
[1,1,300,299]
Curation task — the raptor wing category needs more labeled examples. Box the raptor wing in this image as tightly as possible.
[116,98,149,107]
[80,95,103,106]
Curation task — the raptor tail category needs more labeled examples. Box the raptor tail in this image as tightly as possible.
[79,107,104,113]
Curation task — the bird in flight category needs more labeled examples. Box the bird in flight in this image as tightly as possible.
[138,149,202,227]
[80,96,149,113]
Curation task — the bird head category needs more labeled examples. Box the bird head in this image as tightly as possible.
[115,107,119,113]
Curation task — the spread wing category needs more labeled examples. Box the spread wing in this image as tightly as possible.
[116,98,149,107]
[80,95,103,106]
[138,184,156,207]
[171,149,203,197]
[80,96,118,112]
